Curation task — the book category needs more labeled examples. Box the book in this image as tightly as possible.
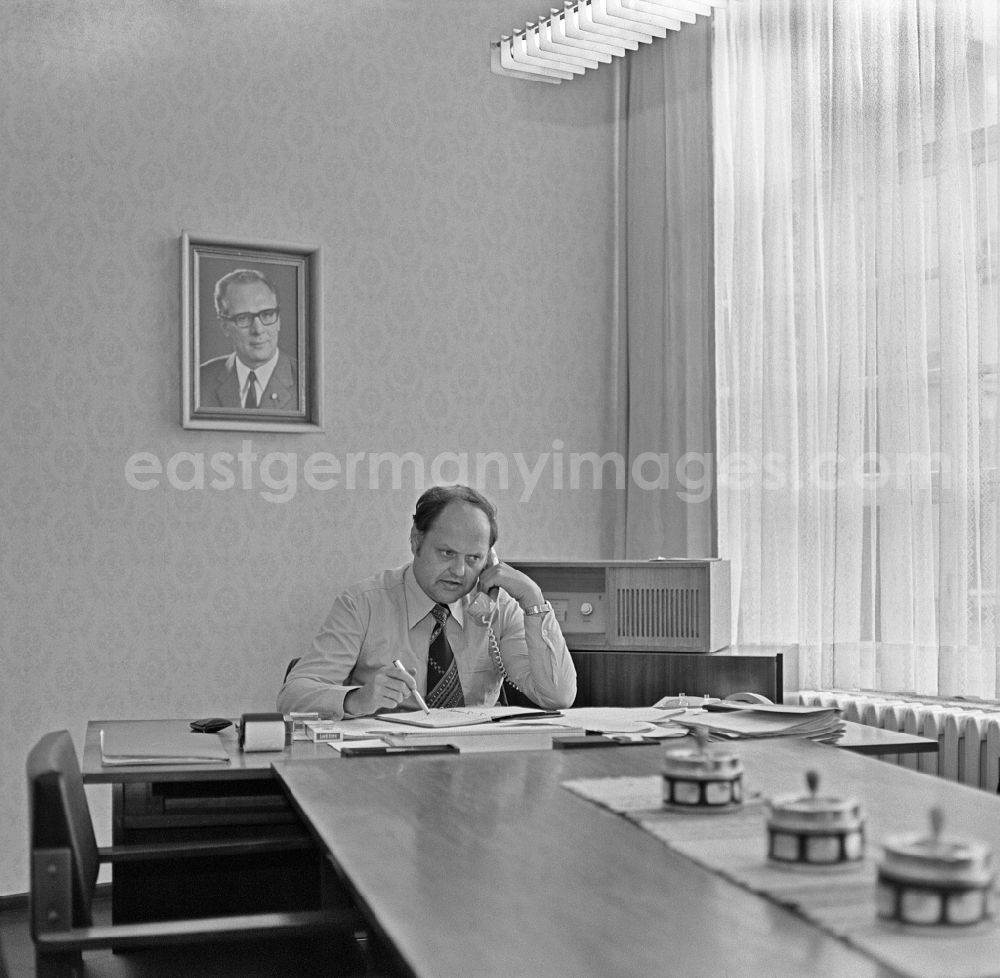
[99,724,231,766]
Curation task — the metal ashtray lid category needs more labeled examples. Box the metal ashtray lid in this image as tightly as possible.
[663,747,743,777]
[881,808,993,887]
[768,770,862,831]
[663,727,742,779]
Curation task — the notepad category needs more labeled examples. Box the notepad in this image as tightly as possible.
[371,708,492,729]
[99,724,231,766]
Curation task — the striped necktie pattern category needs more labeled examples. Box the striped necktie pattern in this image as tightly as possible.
[425,603,465,708]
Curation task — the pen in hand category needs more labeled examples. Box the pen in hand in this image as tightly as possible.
[393,659,431,714]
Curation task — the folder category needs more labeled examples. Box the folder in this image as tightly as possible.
[99,723,231,766]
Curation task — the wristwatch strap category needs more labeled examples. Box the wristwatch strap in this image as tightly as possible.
[522,601,552,617]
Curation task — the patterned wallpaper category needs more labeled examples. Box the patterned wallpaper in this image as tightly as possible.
[0,0,620,893]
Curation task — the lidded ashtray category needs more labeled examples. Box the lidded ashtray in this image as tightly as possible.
[662,726,743,811]
[877,807,994,928]
[767,769,865,867]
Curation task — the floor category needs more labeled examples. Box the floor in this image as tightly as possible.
[0,896,377,977]
[1,900,32,978]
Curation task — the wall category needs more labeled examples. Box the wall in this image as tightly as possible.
[0,0,619,895]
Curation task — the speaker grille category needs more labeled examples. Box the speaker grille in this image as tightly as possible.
[615,587,701,640]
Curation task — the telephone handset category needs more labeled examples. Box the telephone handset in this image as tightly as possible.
[468,548,499,625]
[469,548,524,695]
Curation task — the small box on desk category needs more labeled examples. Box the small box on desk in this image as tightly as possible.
[304,720,344,742]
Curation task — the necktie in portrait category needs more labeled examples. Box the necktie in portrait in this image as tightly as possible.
[245,371,258,408]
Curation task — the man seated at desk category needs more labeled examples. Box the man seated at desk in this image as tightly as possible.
[278,484,577,719]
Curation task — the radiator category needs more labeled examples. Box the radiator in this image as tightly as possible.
[793,690,1000,793]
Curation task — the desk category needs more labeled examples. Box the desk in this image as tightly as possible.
[274,739,994,978]
[81,717,934,928]
[82,720,333,924]
[838,720,937,756]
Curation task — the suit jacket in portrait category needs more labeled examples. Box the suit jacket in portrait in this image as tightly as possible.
[199,351,299,411]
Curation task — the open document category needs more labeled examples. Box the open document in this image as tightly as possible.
[370,708,494,728]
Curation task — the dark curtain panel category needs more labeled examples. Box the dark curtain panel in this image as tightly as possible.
[614,17,716,559]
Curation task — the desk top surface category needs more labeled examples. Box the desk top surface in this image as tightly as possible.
[837,719,937,754]
[274,738,982,978]
[81,719,332,782]
[81,717,935,783]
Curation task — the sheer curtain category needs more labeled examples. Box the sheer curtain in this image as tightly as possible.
[713,0,1000,696]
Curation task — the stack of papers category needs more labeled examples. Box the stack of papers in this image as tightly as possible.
[672,703,845,744]
[377,712,587,748]
[314,705,695,753]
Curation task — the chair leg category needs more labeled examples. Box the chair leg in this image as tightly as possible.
[36,948,83,978]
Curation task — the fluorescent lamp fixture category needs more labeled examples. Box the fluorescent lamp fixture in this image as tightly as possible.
[607,0,682,31]
[543,10,615,61]
[507,28,577,76]
[580,0,658,44]
[557,5,631,57]
[638,0,711,16]
[524,23,595,72]
[593,0,675,37]
[571,3,642,47]
[539,17,612,64]
[621,0,693,26]
[491,0,735,82]
[495,35,570,82]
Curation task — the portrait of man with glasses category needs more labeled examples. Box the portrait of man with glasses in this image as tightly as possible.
[199,268,299,411]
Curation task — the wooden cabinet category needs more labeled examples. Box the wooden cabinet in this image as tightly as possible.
[570,649,783,706]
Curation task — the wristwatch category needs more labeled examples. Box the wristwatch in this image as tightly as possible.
[522,601,552,617]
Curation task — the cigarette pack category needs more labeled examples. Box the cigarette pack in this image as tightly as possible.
[304,720,344,742]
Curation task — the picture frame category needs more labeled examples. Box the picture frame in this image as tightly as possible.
[181,231,323,431]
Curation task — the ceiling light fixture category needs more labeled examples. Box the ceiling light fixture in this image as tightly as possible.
[491,0,732,83]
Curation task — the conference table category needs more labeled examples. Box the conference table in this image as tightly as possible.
[274,738,990,978]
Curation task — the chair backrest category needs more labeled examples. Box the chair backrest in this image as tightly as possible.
[27,730,99,928]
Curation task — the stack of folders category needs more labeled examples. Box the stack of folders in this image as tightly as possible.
[673,703,845,744]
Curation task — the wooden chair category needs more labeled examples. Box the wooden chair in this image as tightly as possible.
[28,730,367,978]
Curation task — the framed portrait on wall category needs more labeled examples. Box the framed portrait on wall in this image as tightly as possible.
[181,231,323,431]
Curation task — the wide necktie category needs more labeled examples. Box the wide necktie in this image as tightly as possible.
[425,603,464,708]
[245,371,258,409]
